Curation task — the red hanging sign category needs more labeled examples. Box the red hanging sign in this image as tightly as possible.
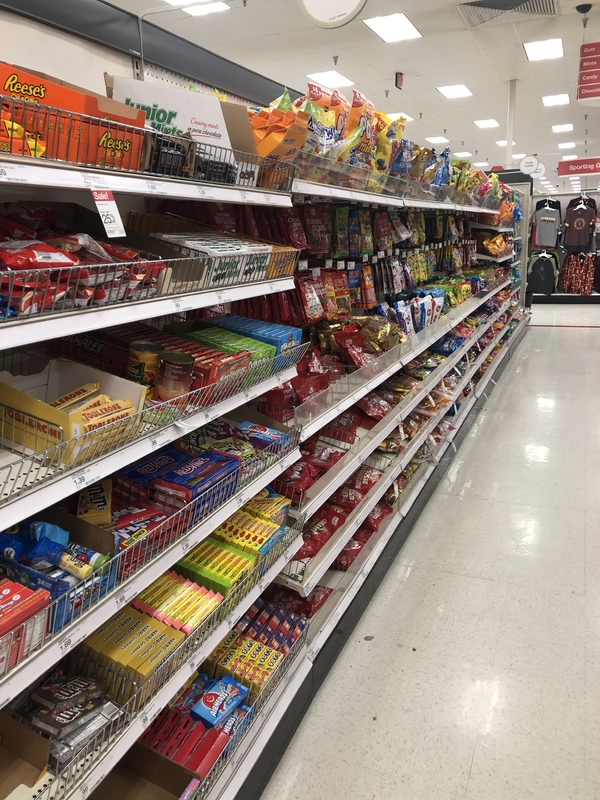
[557,156,600,176]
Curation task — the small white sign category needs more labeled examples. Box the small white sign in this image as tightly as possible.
[519,155,539,175]
[91,190,126,238]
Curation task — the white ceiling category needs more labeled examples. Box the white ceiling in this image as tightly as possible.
[109,0,600,192]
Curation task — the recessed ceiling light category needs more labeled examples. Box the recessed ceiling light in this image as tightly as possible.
[562,154,578,160]
[524,38,564,61]
[305,71,354,88]
[474,119,499,128]
[558,142,576,149]
[183,2,230,14]
[388,112,414,122]
[496,140,516,147]
[542,93,570,106]
[473,161,490,167]
[437,84,472,99]
[425,136,449,144]
[552,123,573,133]
[165,0,204,5]
[512,153,526,160]
[363,13,422,43]
[453,151,472,157]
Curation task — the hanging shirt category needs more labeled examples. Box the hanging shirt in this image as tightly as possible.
[533,207,561,248]
[527,254,557,295]
[564,205,595,248]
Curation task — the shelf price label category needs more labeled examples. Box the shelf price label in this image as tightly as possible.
[91,189,126,238]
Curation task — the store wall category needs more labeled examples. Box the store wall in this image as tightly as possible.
[0,9,134,94]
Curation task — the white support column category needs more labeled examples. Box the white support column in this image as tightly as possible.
[506,78,516,168]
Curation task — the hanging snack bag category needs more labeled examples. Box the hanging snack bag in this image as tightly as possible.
[303,205,331,254]
[332,270,351,317]
[320,271,339,320]
[390,139,414,176]
[375,114,406,173]
[360,263,377,309]
[297,277,326,324]
[348,208,361,259]
[330,89,350,140]
[347,265,363,310]
[374,211,393,252]
[358,209,374,255]
[346,90,375,166]
[332,206,349,258]
[280,208,309,250]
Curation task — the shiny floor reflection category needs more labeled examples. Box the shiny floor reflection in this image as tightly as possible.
[259,305,599,800]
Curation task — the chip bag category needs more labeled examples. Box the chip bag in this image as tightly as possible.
[346,89,375,166]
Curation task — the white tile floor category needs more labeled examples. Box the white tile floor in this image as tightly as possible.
[259,303,600,800]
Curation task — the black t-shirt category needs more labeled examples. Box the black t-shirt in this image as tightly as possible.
[527,255,557,294]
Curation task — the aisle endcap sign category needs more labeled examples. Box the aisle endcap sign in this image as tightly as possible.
[578,43,600,105]
[557,156,600,176]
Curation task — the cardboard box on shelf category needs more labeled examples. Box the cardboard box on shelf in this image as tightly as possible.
[0,358,146,467]
[90,743,198,800]
[0,712,50,800]
[0,63,146,170]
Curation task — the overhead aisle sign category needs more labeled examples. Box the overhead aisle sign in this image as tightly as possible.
[578,42,600,104]
[557,156,600,176]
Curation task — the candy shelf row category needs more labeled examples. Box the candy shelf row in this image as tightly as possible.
[292,179,503,215]
[292,277,513,441]
[0,420,302,707]
[0,349,307,531]
[5,518,305,800]
[295,284,519,521]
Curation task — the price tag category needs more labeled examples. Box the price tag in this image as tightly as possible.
[172,297,193,313]
[141,714,149,730]
[215,293,223,304]
[91,190,126,238]
[0,163,29,184]
[243,389,251,402]
[59,635,73,655]
[114,592,127,609]
[362,254,368,262]
[72,469,88,489]
[149,431,170,451]
[325,259,333,269]
[236,494,246,508]
[394,249,400,256]
[81,172,108,189]
[146,180,159,193]
[337,260,345,270]
[311,267,321,279]
[203,411,211,423]
[298,260,309,271]
[377,251,385,259]
[181,539,192,555]
[189,658,197,674]
[239,191,248,202]
[263,194,273,204]
[80,783,90,799]
[347,261,355,270]
[197,186,208,198]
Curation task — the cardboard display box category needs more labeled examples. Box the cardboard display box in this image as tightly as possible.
[0,508,117,633]
[90,743,198,800]
[0,712,50,800]
[0,63,146,170]
[0,358,146,467]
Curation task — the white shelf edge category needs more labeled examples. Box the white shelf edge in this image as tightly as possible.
[57,531,304,800]
[297,279,512,442]
[0,364,299,531]
[0,278,295,353]
[0,157,292,207]
[475,251,515,263]
[0,447,301,709]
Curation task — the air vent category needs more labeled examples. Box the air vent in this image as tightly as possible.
[456,0,558,28]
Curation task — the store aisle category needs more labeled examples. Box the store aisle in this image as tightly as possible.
[260,308,600,800]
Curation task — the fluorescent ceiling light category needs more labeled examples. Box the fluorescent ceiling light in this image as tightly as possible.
[552,123,573,133]
[558,141,576,149]
[473,161,489,167]
[305,71,354,88]
[183,2,230,14]
[388,112,414,122]
[425,136,449,144]
[474,119,499,128]
[542,93,570,106]
[496,140,516,147]
[437,84,472,99]
[562,154,578,160]
[453,151,472,157]
[512,153,526,159]
[363,13,422,43]
[524,38,564,61]
[165,0,205,5]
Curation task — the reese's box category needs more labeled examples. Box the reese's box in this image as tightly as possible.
[0,63,146,170]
